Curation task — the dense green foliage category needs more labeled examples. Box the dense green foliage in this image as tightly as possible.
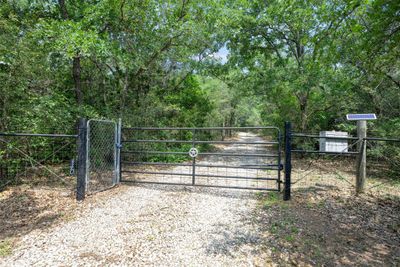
[224,0,399,135]
[0,0,226,132]
[0,0,399,136]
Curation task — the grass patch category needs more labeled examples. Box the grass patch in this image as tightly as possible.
[268,217,297,238]
[0,239,12,257]
[284,235,294,242]
[262,192,280,208]
[261,192,289,210]
[290,225,299,234]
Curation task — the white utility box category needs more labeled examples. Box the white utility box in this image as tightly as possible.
[319,131,348,152]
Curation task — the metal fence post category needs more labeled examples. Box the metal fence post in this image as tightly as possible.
[284,121,292,201]
[117,118,122,184]
[76,118,87,201]
[192,129,196,186]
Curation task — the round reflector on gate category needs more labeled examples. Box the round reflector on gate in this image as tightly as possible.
[189,147,198,158]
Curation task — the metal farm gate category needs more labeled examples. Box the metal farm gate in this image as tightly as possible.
[119,127,282,191]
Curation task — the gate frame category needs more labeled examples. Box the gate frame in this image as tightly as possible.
[120,126,283,191]
[85,119,118,193]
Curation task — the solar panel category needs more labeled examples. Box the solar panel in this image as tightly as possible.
[346,114,377,121]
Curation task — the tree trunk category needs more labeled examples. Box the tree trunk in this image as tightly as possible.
[296,92,309,132]
[58,0,69,19]
[228,111,235,137]
[73,56,83,107]
[119,73,129,117]
[59,1,83,108]
[299,101,307,132]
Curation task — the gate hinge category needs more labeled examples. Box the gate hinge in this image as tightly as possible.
[116,143,122,149]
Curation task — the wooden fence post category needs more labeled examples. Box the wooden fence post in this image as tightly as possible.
[76,118,87,201]
[356,120,367,194]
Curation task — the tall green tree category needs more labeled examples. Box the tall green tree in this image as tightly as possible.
[226,0,367,131]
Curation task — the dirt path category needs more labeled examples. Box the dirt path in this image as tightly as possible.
[1,132,274,266]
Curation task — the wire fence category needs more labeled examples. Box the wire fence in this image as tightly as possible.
[1,121,398,200]
[0,133,77,194]
[289,131,400,197]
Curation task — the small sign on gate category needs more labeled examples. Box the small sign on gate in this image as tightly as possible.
[188,147,198,158]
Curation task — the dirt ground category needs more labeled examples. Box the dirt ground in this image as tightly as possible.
[255,184,400,266]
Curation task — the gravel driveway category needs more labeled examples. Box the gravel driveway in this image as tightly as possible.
[2,132,276,266]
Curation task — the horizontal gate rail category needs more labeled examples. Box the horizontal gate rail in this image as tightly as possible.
[200,152,278,157]
[124,180,280,191]
[121,150,279,158]
[123,161,281,170]
[0,132,77,138]
[123,126,280,131]
[122,170,278,181]
[122,161,191,167]
[121,151,187,155]
[122,139,278,145]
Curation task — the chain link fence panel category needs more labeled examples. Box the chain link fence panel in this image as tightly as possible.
[86,120,117,193]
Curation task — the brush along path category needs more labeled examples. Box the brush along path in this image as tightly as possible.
[1,132,276,266]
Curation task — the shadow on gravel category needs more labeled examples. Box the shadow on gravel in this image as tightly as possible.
[124,182,260,200]
[254,187,400,266]
[205,228,262,256]
[0,187,71,242]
